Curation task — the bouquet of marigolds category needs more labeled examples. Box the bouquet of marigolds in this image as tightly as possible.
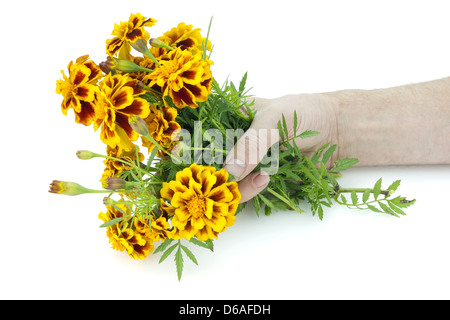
[50,13,415,280]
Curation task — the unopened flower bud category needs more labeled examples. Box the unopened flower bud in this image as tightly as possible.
[76,150,97,160]
[102,177,127,190]
[130,39,151,54]
[149,38,174,51]
[103,197,115,205]
[99,60,117,75]
[105,56,153,73]
[128,114,150,136]
[49,180,90,196]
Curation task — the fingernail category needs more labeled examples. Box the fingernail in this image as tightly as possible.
[224,158,246,180]
[252,172,270,188]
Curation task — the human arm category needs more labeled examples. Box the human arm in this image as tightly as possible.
[224,77,450,203]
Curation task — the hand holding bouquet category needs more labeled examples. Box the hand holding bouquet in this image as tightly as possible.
[50,13,414,280]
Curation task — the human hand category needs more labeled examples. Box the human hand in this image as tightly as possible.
[223,93,339,203]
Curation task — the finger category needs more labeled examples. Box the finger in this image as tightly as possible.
[223,111,280,181]
[237,171,270,203]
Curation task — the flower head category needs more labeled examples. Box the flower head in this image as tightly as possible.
[100,144,144,182]
[94,73,150,150]
[160,164,241,241]
[55,55,103,126]
[145,48,213,109]
[142,105,181,155]
[106,13,156,60]
[150,22,211,57]
[99,205,154,259]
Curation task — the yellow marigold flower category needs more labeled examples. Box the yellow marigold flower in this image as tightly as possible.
[145,48,213,109]
[99,205,154,259]
[55,55,102,126]
[142,105,181,155]
[160,164,241,241]
[134,216,170,243]
[106,13,156,60]
[100,144,144,182]
[94,73,150,151]
[150,22,212,57]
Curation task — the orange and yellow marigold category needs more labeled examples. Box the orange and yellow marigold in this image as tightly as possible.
[160,164,241,241]
[56,55,103,126]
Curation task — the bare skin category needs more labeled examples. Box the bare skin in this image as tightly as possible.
[223,77,450,203]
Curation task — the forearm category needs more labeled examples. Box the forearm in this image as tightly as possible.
[331,77,450,166]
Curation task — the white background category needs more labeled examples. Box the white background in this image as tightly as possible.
[1,0,449,300]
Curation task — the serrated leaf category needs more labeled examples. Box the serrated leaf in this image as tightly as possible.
[153,238,174,254]
[373,178,382,200]
[253,195,261,217]
[299,130,320,139]
[293,110,298,137]
[351,191,358,205]
[340,194,347,204]
[332,158,359,171]
[367,204,383,213]
[387,180,401,192]
[158,243,177,264]
[239,72,248,93]
[181,244,198,265]
[282,114,289,140]
[391,197,416,208]
[189,237,213,251]
[175,246,184,281]
[99,216,126,228]
[264,204,272,216]
[379,202,399,217]
[321,144,337,165]
[387,202,406,216]
[259,193,277,211]
[362,189,371,203]
[318,206,324,220]
[277,121,285,142]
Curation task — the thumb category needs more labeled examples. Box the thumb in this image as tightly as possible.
[223,114,279,181]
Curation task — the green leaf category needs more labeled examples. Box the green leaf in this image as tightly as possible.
[387,180,401,192]
[153,238,174,254]
[362,189,371,203]
[277,121,285,142]
[282,114,289,141]
[293,110,298,137]
[189,237,214,251]
[239,72,248,93]
[367,204,383,213]
[264,204,272,216]
[299,130,320,139]
[321,144,337,165]
[387,202,406,216]
[253,195,261,217]
[379,202,399,217]
[159,243,177,264]
[340,194,347,204]
[351,191,358,206]
[318,206,324,220]
[99,216,126,228]
[373,178,382,200]
[391,197,416,208]
[259,193,277,212]
[332,158,359,171]
[175,245,184,281]
[181,244,198,265]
